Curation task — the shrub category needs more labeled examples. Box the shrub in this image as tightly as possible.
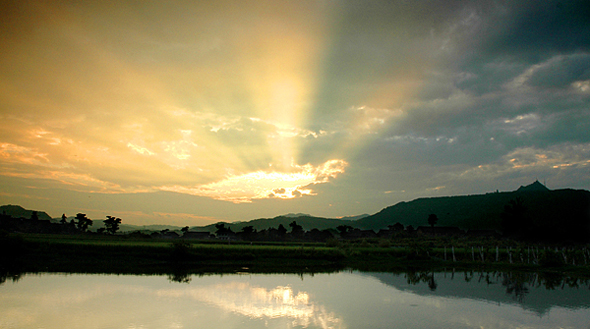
[326,238,340,248]
[378,239,391,248]
[170,240,192,261]
[539,249,565,267]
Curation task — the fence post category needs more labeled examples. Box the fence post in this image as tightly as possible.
[452,246,456,262]
[527,246,530,264]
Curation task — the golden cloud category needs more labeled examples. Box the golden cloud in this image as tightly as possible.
[159,159,347,203]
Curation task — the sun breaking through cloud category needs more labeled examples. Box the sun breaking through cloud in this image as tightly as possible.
[159,159,347,203]
[0,0,589,223]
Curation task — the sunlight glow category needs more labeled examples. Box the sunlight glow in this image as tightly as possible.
[0,0,446,211]
[159,159,347,203]
[156,282,343,329]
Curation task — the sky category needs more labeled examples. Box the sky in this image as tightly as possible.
[1,0,589,226]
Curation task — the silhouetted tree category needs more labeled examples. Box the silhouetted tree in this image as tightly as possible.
[428,214,438,228]
[214,223,233,235]
[60,214,67,225]
[30,211,38,221]
[277,224,287,237]
[305,228,334,242]
[74,213,92,232]
[289,221,303,237]
[239,225,256,240]
[103,216,122,235]
[241,226,255,234]
[181,226,189,234]
[336,225,353,237]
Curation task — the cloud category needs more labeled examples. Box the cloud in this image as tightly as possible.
[459,143,590,184]
[525,54,590,89]
[156,282,344,329]
[0,0,589,222]
[127,143,155,156]
[159,159,347,203]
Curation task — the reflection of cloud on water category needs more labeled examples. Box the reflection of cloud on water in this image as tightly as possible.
[157,282,344,329]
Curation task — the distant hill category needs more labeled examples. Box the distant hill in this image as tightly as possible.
[516,180,550,192]
[283,213,311,218]
[355,181,590,241]
[338,214,370,221]
[3,181,587,241]
[145,181,590,241]
[118,224,183,232]
[194,215,352,233]
[0,205,53,221]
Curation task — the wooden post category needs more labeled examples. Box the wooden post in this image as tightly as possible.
[496,246,499,262]
[452,246,456,262]
[526,246,531,264]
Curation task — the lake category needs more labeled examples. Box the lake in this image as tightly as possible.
[1,270,589,328]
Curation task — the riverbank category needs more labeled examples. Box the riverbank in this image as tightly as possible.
[2,233,590,279]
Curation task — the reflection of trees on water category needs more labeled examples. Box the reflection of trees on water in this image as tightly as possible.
[402,269,590,303]
[501,272,529,303]
[167,270,192,284]
[405,270,438,291]
[0,271,22,285]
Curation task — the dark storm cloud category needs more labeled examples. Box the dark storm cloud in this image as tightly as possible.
[527,54,590,89]
[478,0,590,62]
[320,0,590,199]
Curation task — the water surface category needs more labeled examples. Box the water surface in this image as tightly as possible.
[1,270,589,328]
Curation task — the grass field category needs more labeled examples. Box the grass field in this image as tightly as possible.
[2,233,590,279]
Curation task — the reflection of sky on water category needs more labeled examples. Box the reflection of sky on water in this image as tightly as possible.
[156,282,343,328]
[0,272,589,329]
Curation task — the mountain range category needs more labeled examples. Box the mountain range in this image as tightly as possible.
[356,181,589,240]
[0,205,53,222]
[2,181,589,239]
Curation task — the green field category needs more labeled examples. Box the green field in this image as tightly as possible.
[2,233,590,280]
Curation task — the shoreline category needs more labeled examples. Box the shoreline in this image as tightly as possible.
[2,233,590,280]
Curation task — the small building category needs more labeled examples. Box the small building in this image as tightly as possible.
[161,231,180,239]
[217,231,237,241]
